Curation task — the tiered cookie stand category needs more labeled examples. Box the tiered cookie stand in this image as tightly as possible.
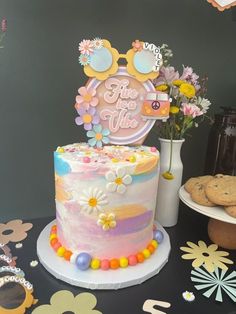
[179,186,236,250]
[37,220,171,290]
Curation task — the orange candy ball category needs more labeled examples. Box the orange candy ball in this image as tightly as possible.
[110,259,119,269]
[50,238,58,247]
[64,250,72,261]
[136,252,145,263]
[51,225,57,233]
[147,244,155,254]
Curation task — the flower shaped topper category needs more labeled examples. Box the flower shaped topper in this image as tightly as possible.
[87,124,110,148]
[75,107,100,131]
[180,240,233,272]
[75,86,98,110]
[97,213,116,231]
[31,290,102,314]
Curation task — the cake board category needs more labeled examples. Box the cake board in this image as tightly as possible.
[179,186,236,250]
[37,220,171,290]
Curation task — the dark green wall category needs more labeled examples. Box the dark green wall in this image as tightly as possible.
[0,0,235,220]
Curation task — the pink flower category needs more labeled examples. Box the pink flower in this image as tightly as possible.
[180,66,200,90]
[181,103,203,118]
[78,39,94,56]
[153,66,179,85]
[132,40,143,52]
[75,86,98,110]
[1,18,7,32]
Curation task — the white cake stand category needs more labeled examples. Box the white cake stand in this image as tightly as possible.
[179,186,236,250]
[37,220,171,290]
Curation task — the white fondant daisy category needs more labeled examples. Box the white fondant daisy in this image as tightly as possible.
[182,291,195,302]
[105,167,132,194]
[97,213,116,231]
[79,188,108,214]
[92,37,103,49]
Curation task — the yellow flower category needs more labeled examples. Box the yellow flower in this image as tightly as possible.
[172,79,185,86]
[169,106,180,114]
[180,240,233,273]
[179,83,196,98]
[156,84,168,91]
[162,171,174,180]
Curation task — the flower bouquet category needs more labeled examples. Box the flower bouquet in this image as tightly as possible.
[153,45,211,179]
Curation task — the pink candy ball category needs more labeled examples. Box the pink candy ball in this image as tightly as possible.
[101,259,110,270]
[83,156,91,163]
[150,147,157,152]
[128,255,137,266]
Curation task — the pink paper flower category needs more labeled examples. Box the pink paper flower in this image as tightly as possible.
[132,40,143,52]
[1,18,7,32]
[78,39,94,56]
[180,66,200,90]
[75,107,100,131]
[180,103,203,118]
[75,86,98,110]
[153,66,179,85]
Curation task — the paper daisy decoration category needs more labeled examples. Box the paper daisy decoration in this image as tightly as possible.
[79,188,108,214]
[105,167,132,194]
[78,39,94,55]
[79,54,91,66]
[191,267,236,302]
[92,37,103,50]
[97,213,116,231]
[180,241,233,273]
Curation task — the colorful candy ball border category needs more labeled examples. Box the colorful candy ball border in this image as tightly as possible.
[49,225,164,271]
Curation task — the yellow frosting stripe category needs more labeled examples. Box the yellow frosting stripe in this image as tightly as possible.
[134,155,159,175]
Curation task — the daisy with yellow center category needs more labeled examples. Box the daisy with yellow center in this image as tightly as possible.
[172,79,186,87]
[179,83,196,98]
[97,213,116,231]
[155,84,169,92]
[180,240,233,272]
[169,106,180,114]
[105,167,133,194]
[79,188,108,214]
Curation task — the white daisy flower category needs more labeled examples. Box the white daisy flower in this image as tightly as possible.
[92,37,103,50]
[105,167,132,194]
[199,97,211,114]
[30,260,38,267]
[182,291,195,302]
[79,188,108,214]
[97,213,116,231]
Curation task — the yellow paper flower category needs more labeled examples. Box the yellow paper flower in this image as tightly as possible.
[162,171,174,180]
[32,290,102,314]
[172,79,185,86]
[155,84,168,91]
[180,241,233,272]
[179,83,196,98]
[169,106,180,114]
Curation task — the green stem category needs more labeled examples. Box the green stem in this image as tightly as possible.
[167,127,173,173]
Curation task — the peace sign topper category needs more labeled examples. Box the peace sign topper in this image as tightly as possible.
[75,39,170,147]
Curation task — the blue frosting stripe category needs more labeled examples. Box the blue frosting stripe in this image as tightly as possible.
[54,152,71,176]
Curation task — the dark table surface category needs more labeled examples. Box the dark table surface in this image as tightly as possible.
[6,204,236,314]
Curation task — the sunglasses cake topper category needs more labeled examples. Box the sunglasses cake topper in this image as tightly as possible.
[75,38,171,146]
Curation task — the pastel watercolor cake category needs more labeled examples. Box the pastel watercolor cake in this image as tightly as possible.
[49,38,170,271]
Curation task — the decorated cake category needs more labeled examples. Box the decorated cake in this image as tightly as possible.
[49,38,170,271]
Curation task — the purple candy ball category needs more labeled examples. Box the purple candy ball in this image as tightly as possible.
[153,230,164,244]
[76,252,91,270]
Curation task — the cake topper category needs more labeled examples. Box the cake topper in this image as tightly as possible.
[75,38,170,147]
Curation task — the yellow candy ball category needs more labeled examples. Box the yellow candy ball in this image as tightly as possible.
[57,147,65,153]
[90,258,101,270]
[57,247,66,257]
[151,240,158,249]
[129,156,136,163]
[112,158,119,163]
[142,248,151,259]
[119,257,128,268]
[50,234,57,241]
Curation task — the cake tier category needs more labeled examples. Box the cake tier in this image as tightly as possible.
[54,143,159,260]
